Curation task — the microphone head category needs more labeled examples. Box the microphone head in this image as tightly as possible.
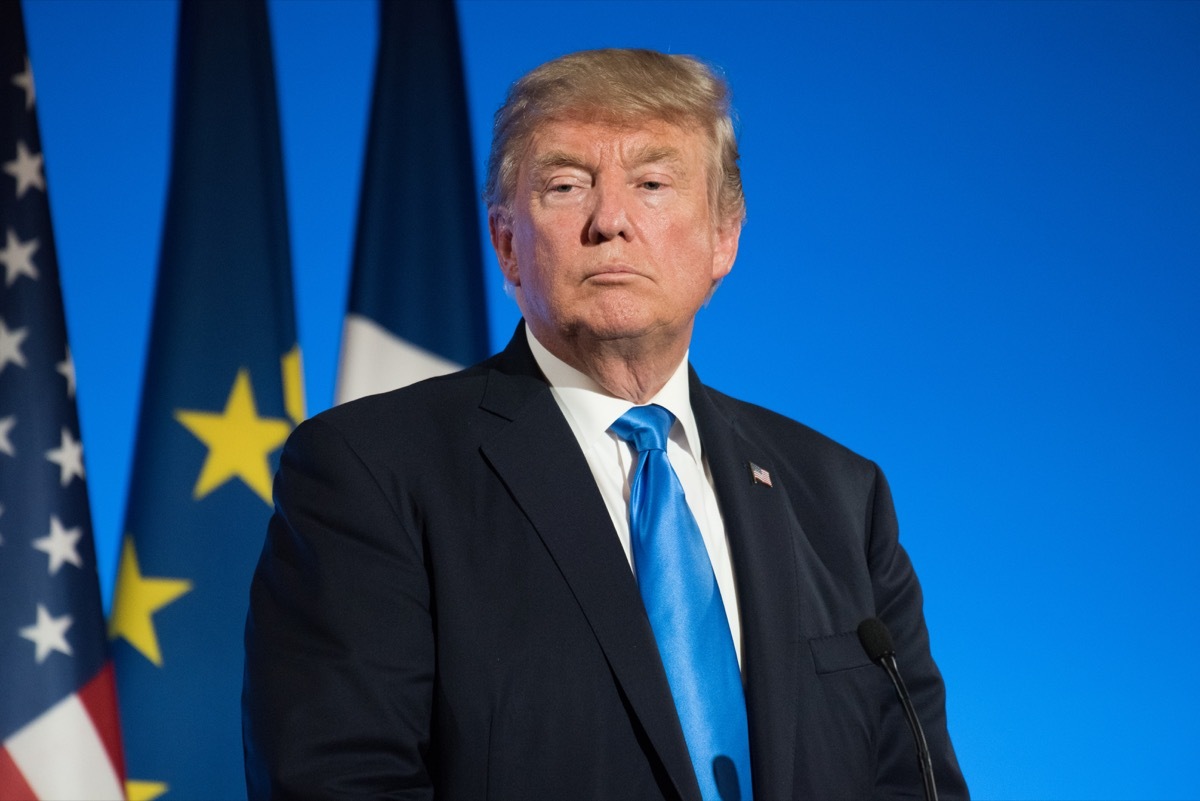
[857,617,896,662]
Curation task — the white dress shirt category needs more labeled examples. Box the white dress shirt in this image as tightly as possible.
[526,328,743,666]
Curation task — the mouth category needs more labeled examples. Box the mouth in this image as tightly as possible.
[585,265,643,282]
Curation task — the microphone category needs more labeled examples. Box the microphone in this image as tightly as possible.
[857,618,938,801]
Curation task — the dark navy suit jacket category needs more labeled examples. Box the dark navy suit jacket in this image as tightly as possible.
[243,324,968,800]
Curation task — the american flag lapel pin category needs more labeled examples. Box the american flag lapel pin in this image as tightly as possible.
[749,461,773,487]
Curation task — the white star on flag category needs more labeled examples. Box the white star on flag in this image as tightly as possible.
[32,516,84,575]
[3,139,45,198]
[57,345,76,398]
[19,604,74,663]
[12,55,36,110]
[45,426,85,486]
[1,226,39,285]
[0,414,15,456]
[0,315,29,374]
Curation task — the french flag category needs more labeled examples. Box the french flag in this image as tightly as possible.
[335,0,489,404]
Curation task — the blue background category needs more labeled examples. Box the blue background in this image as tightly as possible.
[20,1,1200,798]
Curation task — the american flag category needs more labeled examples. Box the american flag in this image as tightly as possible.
[750,462,773,487]
[0,3,126,798]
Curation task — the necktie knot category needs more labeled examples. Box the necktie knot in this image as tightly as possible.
[610,404,674,453]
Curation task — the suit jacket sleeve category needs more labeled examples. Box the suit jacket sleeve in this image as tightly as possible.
[866,466,969,799]
[243,415,434,800]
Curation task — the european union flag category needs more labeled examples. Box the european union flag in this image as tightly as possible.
[109,2,303,798]
[0,2,126,797]
[335,0,489,403]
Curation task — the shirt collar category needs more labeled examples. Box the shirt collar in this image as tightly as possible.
[525,326,702,463]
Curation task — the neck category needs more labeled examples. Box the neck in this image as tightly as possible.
[530,323,690,404]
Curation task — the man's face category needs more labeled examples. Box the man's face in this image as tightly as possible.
[490,117,740,357]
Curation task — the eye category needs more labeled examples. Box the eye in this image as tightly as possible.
[641,181,664,191]
[550,183,576,193]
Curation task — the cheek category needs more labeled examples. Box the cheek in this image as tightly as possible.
[513,217,574,282]
[661,220,718,280]
[509,224,543,285]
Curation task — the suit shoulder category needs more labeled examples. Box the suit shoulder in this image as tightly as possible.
[298,364,492,448]
[702,385,878,476]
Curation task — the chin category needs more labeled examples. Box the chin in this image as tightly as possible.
[581,294,661,333]
[573,313,675,345]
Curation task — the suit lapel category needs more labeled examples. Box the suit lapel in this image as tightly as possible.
[691,373,801,800]
[477,330,701,801]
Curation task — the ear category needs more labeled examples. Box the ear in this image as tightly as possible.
[710,218,741,283]
[489,208,520,287]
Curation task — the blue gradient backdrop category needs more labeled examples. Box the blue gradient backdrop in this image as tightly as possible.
[20,1,1200,798]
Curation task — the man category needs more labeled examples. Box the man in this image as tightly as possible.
[243,49,968,800]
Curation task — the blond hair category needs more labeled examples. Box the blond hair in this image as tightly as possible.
[483,48,745,226]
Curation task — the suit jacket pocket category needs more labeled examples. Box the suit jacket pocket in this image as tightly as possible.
[797,630,882,794]
[808,630,874,674]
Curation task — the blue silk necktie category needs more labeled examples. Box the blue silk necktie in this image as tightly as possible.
[610,405,753,801]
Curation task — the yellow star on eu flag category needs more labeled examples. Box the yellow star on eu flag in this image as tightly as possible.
[108,536,192,667]
[125,779,169,801]
[175,368,292,506]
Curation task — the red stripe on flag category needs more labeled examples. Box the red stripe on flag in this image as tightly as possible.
[0,745,38,800]
[78,662,127,786]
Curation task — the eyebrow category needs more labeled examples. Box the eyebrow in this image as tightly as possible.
[530,150,591,175]
[626,144,685,171]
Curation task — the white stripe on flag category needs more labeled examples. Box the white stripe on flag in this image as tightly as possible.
[3,692,123,801]
[335,312,463,404]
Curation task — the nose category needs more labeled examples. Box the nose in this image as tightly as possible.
[586,181,632,244]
